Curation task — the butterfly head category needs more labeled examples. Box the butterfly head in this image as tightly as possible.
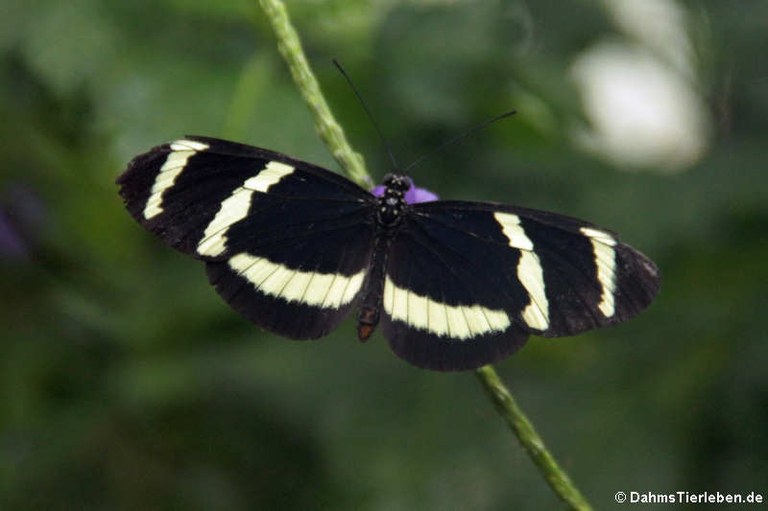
[372,175,439,205]
[382,173,411,193]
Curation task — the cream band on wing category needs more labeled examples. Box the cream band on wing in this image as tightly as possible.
[143,139,210,219]
[494,212,550,331]
[383,276,510,340]
[580,227,617,317]
[197,161,294,257]
[228,252,366,309]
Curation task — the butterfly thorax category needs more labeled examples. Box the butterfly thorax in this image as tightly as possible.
[377,174,411,227]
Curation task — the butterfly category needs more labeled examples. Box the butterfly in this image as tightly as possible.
[117,136,660,371]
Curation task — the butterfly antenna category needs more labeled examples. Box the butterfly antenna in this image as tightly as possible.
[403,110,517,173]
[333,59,400,172]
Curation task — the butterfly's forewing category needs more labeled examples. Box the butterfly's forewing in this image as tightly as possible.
[486,203,660,335]
[381,201,659,370]
[117,136,376,339]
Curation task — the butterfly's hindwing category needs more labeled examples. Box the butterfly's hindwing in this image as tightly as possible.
[207,191,376,338]
[381,207,532,370]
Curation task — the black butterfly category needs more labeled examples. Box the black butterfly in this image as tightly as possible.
[117,136,659,371]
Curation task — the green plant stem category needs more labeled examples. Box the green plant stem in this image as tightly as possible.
[257,2,593,509]
[257,0,370,188]
[475,366,593,510]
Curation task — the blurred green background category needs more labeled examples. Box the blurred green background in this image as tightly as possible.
[2,1,766,509]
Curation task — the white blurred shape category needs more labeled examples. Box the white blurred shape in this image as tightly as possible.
[602,0,694,77]
[570,0,710,172]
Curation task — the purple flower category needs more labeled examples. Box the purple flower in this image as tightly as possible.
[371,177,439,204]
